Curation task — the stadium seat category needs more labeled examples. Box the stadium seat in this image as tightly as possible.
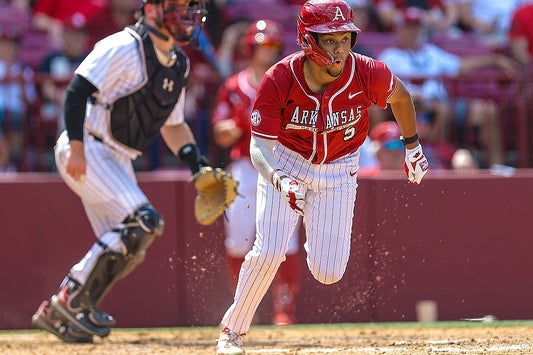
[429,33,493,57]
[356,32,398,58]
[18,31,54,70]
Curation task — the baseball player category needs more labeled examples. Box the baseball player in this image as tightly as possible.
[31,0,210,343]
[212,19,301,326]
[216,0,429,354]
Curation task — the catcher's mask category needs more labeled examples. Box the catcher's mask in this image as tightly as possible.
[297,0,360,67]
[139,0,207,44]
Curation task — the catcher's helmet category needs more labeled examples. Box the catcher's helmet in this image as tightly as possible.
[140,0,207,44]
[297,0,360,66]
[243,19,284,55]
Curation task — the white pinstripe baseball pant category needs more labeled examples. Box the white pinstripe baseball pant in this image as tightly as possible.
[54,131,149,283]
[222,143,360,334]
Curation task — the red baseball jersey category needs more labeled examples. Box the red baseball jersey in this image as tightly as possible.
[251,51,398,164]
[212,69,257,160]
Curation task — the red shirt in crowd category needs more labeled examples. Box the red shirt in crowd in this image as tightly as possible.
[509,3,533,57]
[33,0,107,22]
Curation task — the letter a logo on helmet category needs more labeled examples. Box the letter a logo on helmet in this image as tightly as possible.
[297,0,360,67]
[333,7,346,21]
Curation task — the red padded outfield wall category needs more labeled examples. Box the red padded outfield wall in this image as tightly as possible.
[1,170,532,329]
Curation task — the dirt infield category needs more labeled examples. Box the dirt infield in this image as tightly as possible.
[2,322,533,354]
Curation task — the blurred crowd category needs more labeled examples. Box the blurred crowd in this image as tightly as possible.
[0,0,532,173]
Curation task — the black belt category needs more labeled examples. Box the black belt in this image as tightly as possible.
[88,132,103,143]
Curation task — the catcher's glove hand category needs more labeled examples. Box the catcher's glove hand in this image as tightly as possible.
[191,166,238,225]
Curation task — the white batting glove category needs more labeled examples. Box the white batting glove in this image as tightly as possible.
[404,144,429,185]
[271,169,305,216]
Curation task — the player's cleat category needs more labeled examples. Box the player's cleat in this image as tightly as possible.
[89,308,117,327]
[216,327,245,355]
[31,300,93,343]
[50,294,111,338]
[273,311,296,326]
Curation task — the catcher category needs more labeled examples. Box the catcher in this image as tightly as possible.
[31,0,236,343]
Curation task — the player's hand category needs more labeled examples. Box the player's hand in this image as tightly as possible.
[404,144,429,185]
[66,140,87,183]
[271,170,305,216]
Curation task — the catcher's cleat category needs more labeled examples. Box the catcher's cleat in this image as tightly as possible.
[89,308,116,327]
[32,300,93,343]
[216,327,245,355]
[50,294,111,338]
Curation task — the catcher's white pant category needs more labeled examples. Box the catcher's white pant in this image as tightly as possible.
[224,158,299,258]
[222,143,359,334]
[55,131,149,283]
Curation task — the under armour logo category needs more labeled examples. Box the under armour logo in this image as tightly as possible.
[162,78,174,92]
[333,7,346,21]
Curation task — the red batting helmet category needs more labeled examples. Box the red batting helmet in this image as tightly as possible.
[297,0,360,66]
[243,19,284,55]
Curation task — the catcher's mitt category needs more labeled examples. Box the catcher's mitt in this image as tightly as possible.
[191,166,238,226]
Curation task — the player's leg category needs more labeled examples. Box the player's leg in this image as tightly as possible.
[33,133,161,340]
[272,218,301,325]
[303,152,359,284]
[223,159,258,290]
[220,174,301,335]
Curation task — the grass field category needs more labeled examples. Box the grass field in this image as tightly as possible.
[1,320,533,354]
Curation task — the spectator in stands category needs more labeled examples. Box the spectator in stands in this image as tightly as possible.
[377,7,518,167]
[215,19,251,78]
[509,3,533,66]
[85,0,138,49]
[369,120,477,170]
[32,0,106,49]
[349,0,374,57]
[448,0,526,48]
[0,24,36,171]
[373,0,454,34]
[38,13,90,133]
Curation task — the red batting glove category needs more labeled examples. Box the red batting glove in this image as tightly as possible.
[271,170,305,216]
[404,144,429,185]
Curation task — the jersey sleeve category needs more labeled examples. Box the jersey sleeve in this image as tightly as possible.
[74,32,136,92]
[250,73,284,139]
[368,59,398,109]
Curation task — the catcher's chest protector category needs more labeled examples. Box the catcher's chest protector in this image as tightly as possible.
[110,25,188,152]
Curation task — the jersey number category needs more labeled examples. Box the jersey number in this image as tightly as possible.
[343,126,355,141]
[343,106,361,141]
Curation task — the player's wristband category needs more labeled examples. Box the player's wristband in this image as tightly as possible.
[400,133,419,146]
[270,168,283,185]
[178,144,205,175]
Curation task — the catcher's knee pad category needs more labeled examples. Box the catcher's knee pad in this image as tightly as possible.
[68,204,163,310]
[128,203,165,237]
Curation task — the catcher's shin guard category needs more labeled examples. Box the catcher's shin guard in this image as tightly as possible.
[52,204,164,335]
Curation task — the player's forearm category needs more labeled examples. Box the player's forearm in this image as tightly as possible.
[387,80,418,147]
[161,123,196,155]
[250,136,278,182]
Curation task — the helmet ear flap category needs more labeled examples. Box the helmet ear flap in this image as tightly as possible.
[302,32,334,67]
[351,32,358,48]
